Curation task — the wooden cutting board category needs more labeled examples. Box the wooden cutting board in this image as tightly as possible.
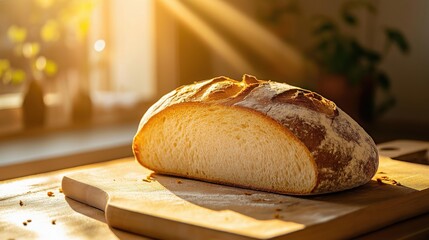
[62,156,429,240]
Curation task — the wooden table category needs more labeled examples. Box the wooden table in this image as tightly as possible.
[1,158,428,240]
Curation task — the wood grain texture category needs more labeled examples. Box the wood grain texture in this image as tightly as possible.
[62,156,429,240]
[0,159,150,240]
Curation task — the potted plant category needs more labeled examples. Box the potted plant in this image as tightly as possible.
[309,0,410,123]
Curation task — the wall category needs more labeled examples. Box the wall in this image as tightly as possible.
[376,0,429,125]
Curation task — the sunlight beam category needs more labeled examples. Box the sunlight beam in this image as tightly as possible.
[185,0,306,82]
[159,0,254,74]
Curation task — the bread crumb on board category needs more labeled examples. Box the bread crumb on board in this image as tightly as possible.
[22,219,33,226]
[51,219,56,225]
[19,200,24,206]
[376,176,401,186]
[176,180,183,184]
[59,188,63,193]
[47,191,55,197]
[143,175,156,183]
[274,213,283,219]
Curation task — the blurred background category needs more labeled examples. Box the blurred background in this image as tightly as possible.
[1,0,428,171]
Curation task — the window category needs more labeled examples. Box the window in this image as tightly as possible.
[89,0,156,107]
[0,0,166,135]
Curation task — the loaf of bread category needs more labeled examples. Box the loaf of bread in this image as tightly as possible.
[133,75,378,195]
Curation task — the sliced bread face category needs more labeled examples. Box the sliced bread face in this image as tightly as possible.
[134,102,317,194]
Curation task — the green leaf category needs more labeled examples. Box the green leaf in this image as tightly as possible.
[350,39,365,56]
[7,25,27,43]
[2,70,12,84]
[315,39,330,51]
[377,71,390,90]
[0,59,10,69]
[348,65,366,85]
[11,69,26,84]
[341,0,377,26]
[313,21,337,35]
[44,60,58,76]
[0,59,10,77]
[385,28,410,53]
[77,19,90,40]
[41,20,60,42]
[342,11,357,26]
[364,49,381,63]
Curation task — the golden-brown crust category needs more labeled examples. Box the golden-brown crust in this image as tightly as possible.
[272,89,339,118]
[133,74,379,195]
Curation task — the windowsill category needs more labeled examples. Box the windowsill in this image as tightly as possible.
[0,121,138,180]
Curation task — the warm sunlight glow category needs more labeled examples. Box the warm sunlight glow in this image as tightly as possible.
[2,206,69,240]
[0,94,21,109]
[162,0,305,82]
[22,43,40,58]
[35,56,47,71]
[94,39,106,52]
[159,0,253,73]
[44,93,61,106]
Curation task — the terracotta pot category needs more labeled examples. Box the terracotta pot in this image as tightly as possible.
[317,73,378,125]
[317,74,362,122]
